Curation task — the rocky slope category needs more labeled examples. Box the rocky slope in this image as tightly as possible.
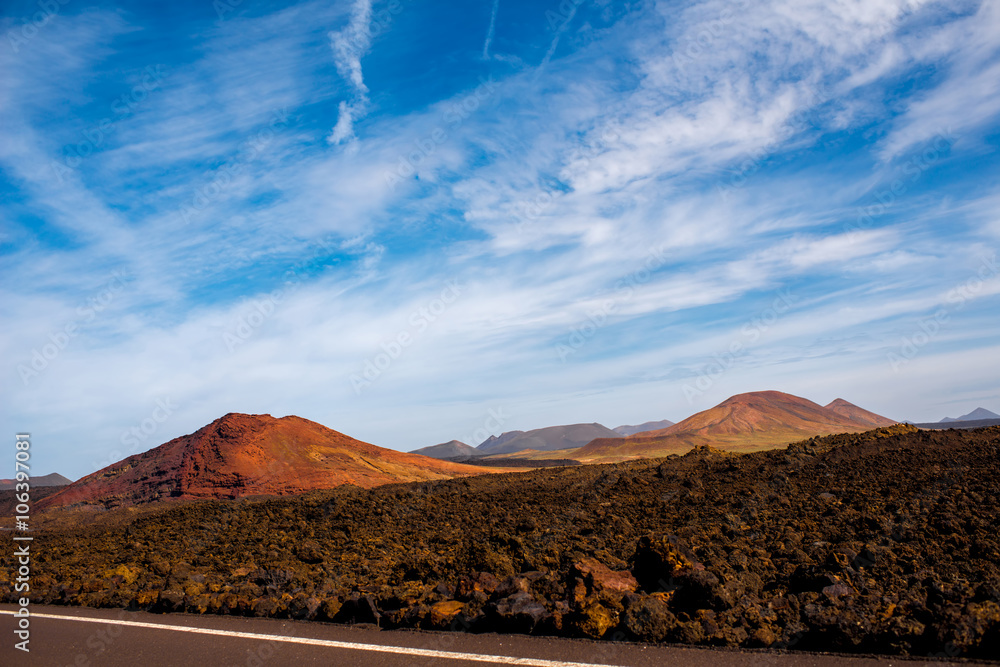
[824,399,895,428]
[576,391,895,461]
[410,440,482,460]
[37,413,492,510]
[477,430,524,450]
[7,425,1000,660]
[477,423,621,456]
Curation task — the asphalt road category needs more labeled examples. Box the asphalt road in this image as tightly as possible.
[0,604,986,667]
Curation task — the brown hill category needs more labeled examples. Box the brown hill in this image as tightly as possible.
[410,440,482,460]
[477,430,524,450]
[0,472,71,490]
[613,420,675,436]
[824,398,896,427]
[476,423,622,455]
[38,413,493,510]
[646,391,870,437]
[941,407,1000,422]
[575,391,894,462]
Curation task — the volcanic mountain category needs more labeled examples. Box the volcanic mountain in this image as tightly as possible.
[824,398,896,427]
[477,423,622,456]
[575,391,898,462]
[0,472,71,490]
[941,407,1000,423]
[477,430,524,450]
[410,439,482,460]
[613,420,675,436]
[38,413,492,510]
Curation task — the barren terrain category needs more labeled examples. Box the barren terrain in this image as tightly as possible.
[37,413,499,510]
[4,424,999,660]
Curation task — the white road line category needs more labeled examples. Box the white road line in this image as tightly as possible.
[0,610,621,666]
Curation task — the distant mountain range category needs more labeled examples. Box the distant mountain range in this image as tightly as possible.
[573,392,896,462]
[940,407,1000,423]
[613,420,675,436]
[476,423,622,456]
[410,439,482,460]
[476,430,524,451]
[0,472,72,490]
[38,413,492,510]
[415,423,631,460]
[413,395,897,461]
[34,391,904,510]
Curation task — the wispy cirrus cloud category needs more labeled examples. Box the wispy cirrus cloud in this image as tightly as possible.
[878,0,1000,159]
[482,0,499,59]
[327,0,374,144]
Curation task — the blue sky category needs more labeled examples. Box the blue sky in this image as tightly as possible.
[2,0,999,480]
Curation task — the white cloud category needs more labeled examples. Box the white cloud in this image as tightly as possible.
[329,100,359,144]
[879,0,1000,159]
[780,229,900,270]
[483,0,499,59]
[327,0,374,144]
[4,0,999,479]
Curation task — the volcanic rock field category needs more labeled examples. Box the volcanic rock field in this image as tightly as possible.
[4,424,1000,660]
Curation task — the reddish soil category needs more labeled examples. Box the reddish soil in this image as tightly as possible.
[824,399,896,428]
[578,391,895,460]
[37,413,495,510]
[648,391,874,437]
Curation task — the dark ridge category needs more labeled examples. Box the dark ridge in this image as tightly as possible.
[446,457,582,468]
[0,472,72,490]
[913,418,1000,430]
[0,485,67,517]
